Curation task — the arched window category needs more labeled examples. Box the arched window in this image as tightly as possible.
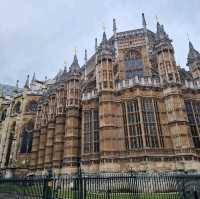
[26,101,38,112]
[13,101,21,114]
[20,121,34,153]
[124,49,144,79]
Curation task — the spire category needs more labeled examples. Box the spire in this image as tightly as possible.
[189,41,194,50]
[102,31,107,44]
[70,53,80,72]
[84,49,87,64]
[113,18,117,34]
[64,60,68,73]
[187,41,200,66]
[95,38,98,52]
[24,75,30,89]
[31,72,36,83]
[142,13,147,28]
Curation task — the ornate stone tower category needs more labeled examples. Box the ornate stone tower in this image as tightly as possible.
[96,32,125,171]
[37,100,48,170]
[155,22,191,165]
[155,22,180,85]
[187,41,200,81]
[44,91,56,169]
[52,81,65,174]
[62,54,81,174]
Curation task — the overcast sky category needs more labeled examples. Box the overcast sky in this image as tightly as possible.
[0,0,199,86]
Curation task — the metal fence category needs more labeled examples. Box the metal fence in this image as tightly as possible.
[0,171,200,199]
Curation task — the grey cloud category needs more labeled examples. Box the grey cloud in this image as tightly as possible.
[0,0,199,86]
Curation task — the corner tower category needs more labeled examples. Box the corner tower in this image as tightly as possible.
[62,54,81,174]
[155,22,180,85]
[155,22,191,161]
[96,32,125,172]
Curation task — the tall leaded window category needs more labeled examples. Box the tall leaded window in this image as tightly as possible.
[125,50,144,79]
[83,109,99,153]
[185,101,200,148]
[142,98,159,148]
[93,110,99,153]
[122,100,143,149]
[20,121,34,153]
[122,98,163,149]
[154,100,164,147]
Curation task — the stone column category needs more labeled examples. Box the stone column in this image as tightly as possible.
[44,120,55,168]
[52,115,65,175]
[62,107,80,174]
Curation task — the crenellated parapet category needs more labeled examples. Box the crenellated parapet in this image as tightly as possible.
[184,80,200,90]
[116,76,160,90]
[82,89,98,101]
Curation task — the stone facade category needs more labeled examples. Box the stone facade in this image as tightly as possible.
[1,14,200,176]
[0,76,44,174]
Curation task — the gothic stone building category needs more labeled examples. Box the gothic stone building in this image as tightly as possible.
[0,76,44,175]
[3,14,200,175]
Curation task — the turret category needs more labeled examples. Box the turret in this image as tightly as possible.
[63,53,81,174]
[66,53,81,108]
[69,53,80,73]
[187,41,200,80]
[96,31,115,91]
[155,21,180,85]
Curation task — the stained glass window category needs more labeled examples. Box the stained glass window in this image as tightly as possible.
[83,109,99,153]
[122,100,143,149]
[20,121,34,153]
[185,101,200,148]
[142,98,160,148]
[125,50,144,79]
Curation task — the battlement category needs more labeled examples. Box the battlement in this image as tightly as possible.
[116,76,161,90]
[184,80,200,90]
[82,90,98,101]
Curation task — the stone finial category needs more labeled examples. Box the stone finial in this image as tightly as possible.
[24,75,30,89]
[102,31,107,44]
[31,72,36,83]
[70,53,80,72]
[84,49,88,64]
[142,13,147,28]
[113,18,117,34]
[95,38,98,52]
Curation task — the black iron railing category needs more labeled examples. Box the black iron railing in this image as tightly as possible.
[0,171,200,199]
